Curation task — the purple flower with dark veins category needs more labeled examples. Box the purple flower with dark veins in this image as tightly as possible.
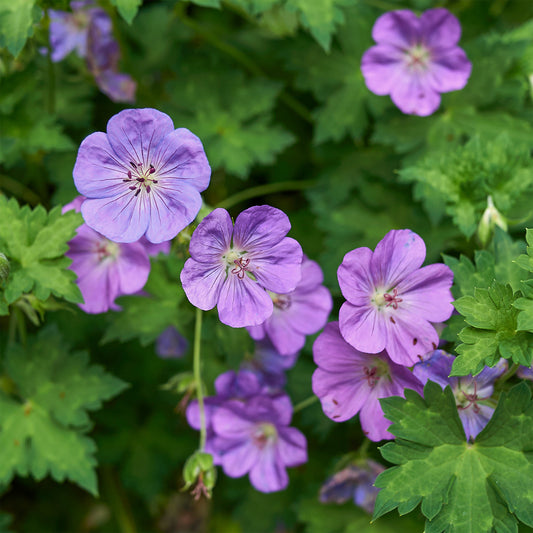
[320,460,385,514]
[361,8,472,116]
[413,350,507,440]
[338,229,454,367]
[180,206,303,328]
[63,196,150,314]
[312,322,423,441]
[73,108,211,244]
[211,394,307,492]
[156,326,188,358]
[246,256,332,355]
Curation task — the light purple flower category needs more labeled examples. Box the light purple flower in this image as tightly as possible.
[156,326,188,358]
[73,108,211,244]
[246,256,332,355]
[361,8,472,116]
[517,365,533,381]
[413,350,507,440]
[180,206,303,328]
[63,196,150,314]
[211,394,307,492]
[338,229,454,367]
[312,322,423,441]
[319,460,385,514]
[49,1,97,62]
[241,340,299,391]
[138,237,171,257]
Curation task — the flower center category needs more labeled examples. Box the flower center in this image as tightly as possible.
[94,240,119,262]
[222,250,252,279]
[372,288,403,310]
[123,160,159,197]
[456,381,482,414]
[269,292,292,311]
[404,44,431,72]
[251,422,277,449]
[363,358,389,388]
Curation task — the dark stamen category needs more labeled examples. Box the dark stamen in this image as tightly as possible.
[134,189,141,197]
[129,186,137,191]
[149,165,156,174]
[146,185,151,193]
[130,161,137,168]
[152,180,158,184]
[127,170,132,179]
[137,177,145,182]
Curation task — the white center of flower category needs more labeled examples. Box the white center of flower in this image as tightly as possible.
[372,288,402,310]
[123,160,160,197]
[363,358,390,388]
[95,240,120,263]
[251,422,277,449]
[222,249,252,279]
[267,290,292,311]
[404,44,431,72]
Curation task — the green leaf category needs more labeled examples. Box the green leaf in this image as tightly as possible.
[374,382,533,532]
[110,0,142,24]
[0,197,83,312]
[164,69,294,178]
[0,0,38,56]
[0,326,128,495]
[452,282,532,374]
[102,254,193,346]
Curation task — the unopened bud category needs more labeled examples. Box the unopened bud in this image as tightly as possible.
[0,253,10,284]
[478,196,508,246]
[182,451,217,499]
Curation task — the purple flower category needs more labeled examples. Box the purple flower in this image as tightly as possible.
[517,365,533,381]
[246,256,332,355]
[241,340,299,391]
[94,70,137,103]
[49,1,96,62]
[63,196,150,314]
[312,322,423,441]
[138,237,171,257]
[156,326,188,358]
[319,460,385,514]
[211,394,307,492]
[180,206,303,328]
[73,108,211,244]
[337,229,454,367]
[361,8,471,116]
[413,350,507,440]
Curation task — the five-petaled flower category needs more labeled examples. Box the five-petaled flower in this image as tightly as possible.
[337,229,454,367]
[361,8,472,116]
[74,108,211,244]
[180,206,303,328]
[413,350,507,440]
[312,322,423,441]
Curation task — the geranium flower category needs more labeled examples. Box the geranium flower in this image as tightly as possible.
[211,394,307,492]
[156,326,188,358]
[246,256,332,355]
[63,196,150,314]
[319,460,385,513]
[337,229,454,367]
[73,108,211,244]
[413,350,507,440]
[180,206,302,328]
[361,8,472,116]
[312,322,423,441]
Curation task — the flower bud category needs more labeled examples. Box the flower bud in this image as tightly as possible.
[0,253,10,284]
[182,451,217,499]
[478,196,508,246]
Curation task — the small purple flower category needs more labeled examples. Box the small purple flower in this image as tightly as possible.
[338,229,454,367]
[361,8,472,116]
[156,326,188,358]
[49,1,96,62]
[320,460,385,514]
[211,394,307,492]
[241,340,299,391]
[312,322,423,441]
[517,365,533,381]
[246,256,332,355]
[413,350,507,440]
[180,206,303,328]
[63,196,150,314]
[74,108,211,244]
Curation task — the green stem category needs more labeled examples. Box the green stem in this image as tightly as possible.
[362,0,408,11]
[193,307,207,451]
[45,10,55,114]
[0,175,41,205]
[216,179,317,210]
[293,395,318,413]
[101,466,138,533]
[176,12,314,124]
[15,307,26,346]
[7,311,17,347]
[497,363,519,386]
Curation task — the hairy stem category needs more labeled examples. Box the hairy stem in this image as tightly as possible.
[193,307,207,450]
[216,179,317,210]
[293,395,319,414]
